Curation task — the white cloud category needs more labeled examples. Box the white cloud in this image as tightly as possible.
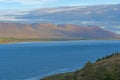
[0,0,56,5]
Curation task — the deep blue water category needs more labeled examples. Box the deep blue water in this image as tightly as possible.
[0,40,120,80]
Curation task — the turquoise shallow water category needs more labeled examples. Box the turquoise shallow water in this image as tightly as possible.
[0,40,120,80]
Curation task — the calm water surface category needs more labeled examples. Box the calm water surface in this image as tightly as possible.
[0,40,120,80]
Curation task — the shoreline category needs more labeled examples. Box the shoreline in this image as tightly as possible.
[41,52,120,80]
[0,39,120,45]
[0,41,120,80]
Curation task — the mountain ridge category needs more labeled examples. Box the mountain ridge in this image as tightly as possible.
[0,4,120,33]
[0,22,119,39]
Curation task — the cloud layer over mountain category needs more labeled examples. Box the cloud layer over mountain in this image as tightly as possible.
[0,4,120,33]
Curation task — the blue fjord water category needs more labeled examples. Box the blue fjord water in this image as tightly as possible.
[0,40,120,80]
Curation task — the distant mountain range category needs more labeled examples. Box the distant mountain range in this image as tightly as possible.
[0,4,120,34]
[0,22,119,39]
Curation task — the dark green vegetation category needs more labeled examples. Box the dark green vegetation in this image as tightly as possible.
[41,52,120,80]
[96,52,120,62]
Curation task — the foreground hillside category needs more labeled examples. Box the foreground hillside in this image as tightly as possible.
[0,22,119,39]
[41,52,120,80]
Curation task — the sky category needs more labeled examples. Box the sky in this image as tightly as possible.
[0,0,120,10]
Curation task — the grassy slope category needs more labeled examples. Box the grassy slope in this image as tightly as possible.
[41,72,74,80]
[41,52,120,80]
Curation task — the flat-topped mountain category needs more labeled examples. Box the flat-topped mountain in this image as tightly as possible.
[0,22,119,39]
